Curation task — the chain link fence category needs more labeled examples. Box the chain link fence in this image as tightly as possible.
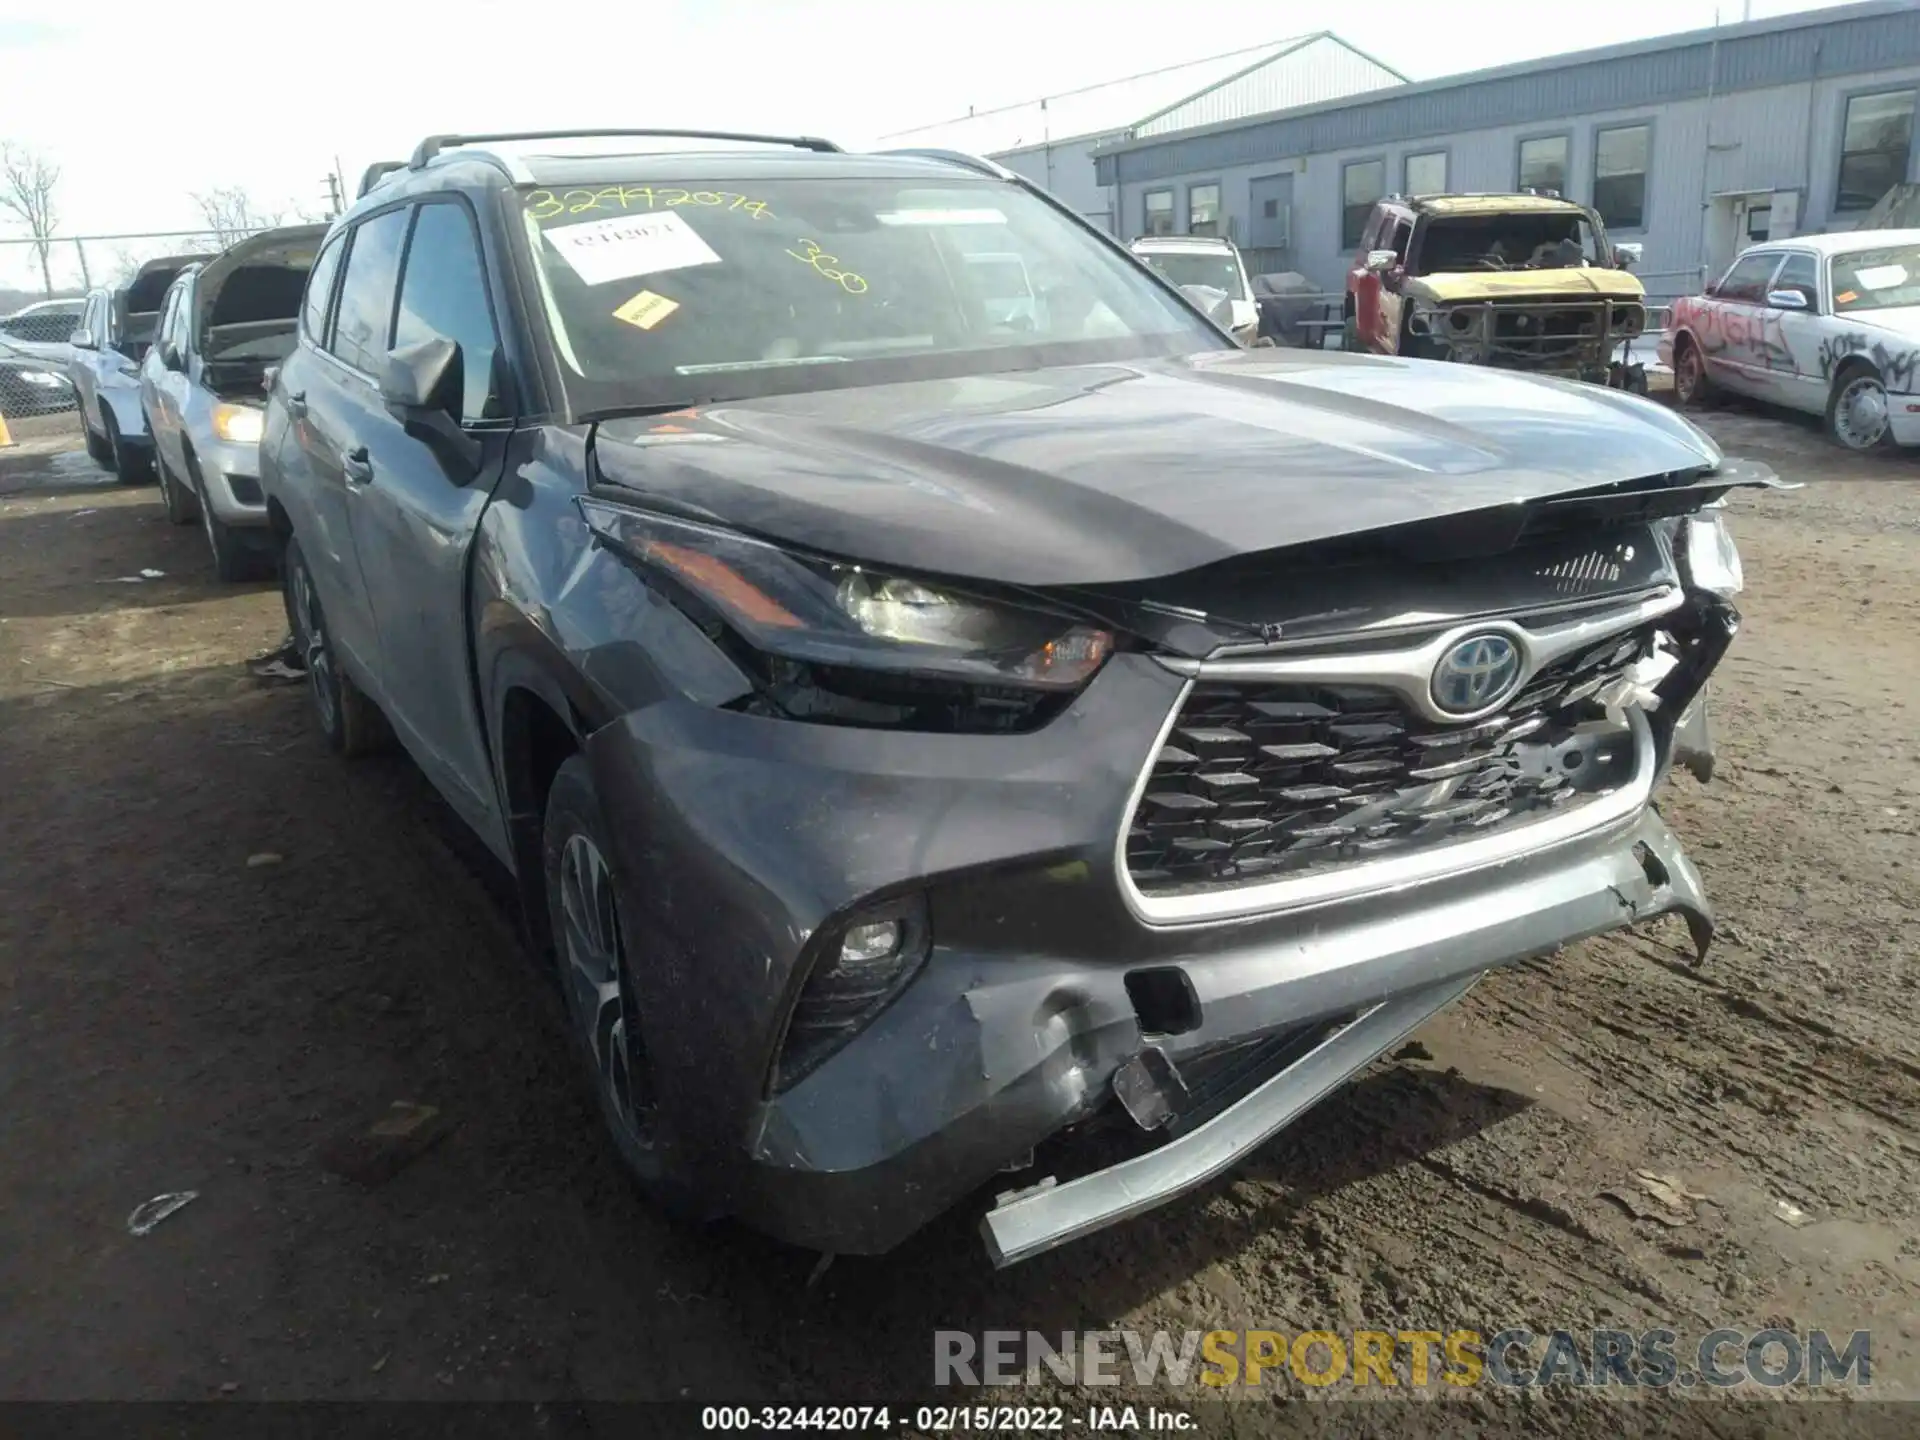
[1,227,281,437]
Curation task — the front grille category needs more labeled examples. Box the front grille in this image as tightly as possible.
[1125,623,1656,897]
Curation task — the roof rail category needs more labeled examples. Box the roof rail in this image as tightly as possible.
[875,147,1018,181]
[358,161,406,199]
[410,129,842,169]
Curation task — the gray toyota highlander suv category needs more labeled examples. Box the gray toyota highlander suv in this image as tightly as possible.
[259,128,1770,1265]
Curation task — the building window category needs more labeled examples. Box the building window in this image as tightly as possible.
[1342,159,1385,249]
[1836,89,1915,212]
[1518,135,1569,195]
[1188,183,1221,237]
[1143,189,1174,237]
[1746,205,1772,242]
[1593,124,1649,229]
[1405,151,1446,196]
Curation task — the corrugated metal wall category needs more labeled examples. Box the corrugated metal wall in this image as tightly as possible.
[1113,64,1920,296]
[1134,37,1404,137]
[1098,4,1920,186]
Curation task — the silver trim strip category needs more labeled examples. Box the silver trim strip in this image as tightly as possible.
[981,972,1479,1266]
[1154,587,1684,725]
[1117,685,1659,929]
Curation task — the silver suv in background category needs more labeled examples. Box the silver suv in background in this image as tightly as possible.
[69,255,209,483]
[142,225,326,579]
[0,297,83,368]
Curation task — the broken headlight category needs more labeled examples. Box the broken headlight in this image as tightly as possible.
[1682,510,1743,598]
[579,498,1112,691]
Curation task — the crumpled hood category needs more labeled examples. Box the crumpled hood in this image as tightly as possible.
[1406,268,1645,304]
[592,349,1725,587]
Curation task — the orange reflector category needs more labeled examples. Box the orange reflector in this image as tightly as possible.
[641,541,803,628]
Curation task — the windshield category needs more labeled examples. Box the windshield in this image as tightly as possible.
[1416,213,1605,274]
[1830,245,1920,314]
[1134,251,1245,298]
[518,176,1218,411]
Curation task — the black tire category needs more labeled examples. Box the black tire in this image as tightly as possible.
[1672,335,1718,409]
[1825,362,1892,453]
[103,407,155,485]
[187,451,270,582]
[84,411,114,468]
[282,535,390,756]
[543,755,702,1214]
[155,448,200,526]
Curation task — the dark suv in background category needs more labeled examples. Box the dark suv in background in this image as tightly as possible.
[261,128,1768,1265]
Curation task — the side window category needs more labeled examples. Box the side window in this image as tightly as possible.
[392,201,504,423]
[154,289,178,353]
[1715,251,1780,303]
[1772,253,1819,306]
[165,284,191,354]
[301,234,344,346]
[329,207,411,375]
[1387,218,1413,261]
[1343,160,1386,250]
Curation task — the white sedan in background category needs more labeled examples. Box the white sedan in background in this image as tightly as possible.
[1663,228,1920,452]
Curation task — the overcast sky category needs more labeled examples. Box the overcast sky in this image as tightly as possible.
[0,0,1872,290]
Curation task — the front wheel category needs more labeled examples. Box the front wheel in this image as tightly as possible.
[544,755,701,1214]
[155,448,200,526]
[1826,367,1891,452]
[190,454,270,582]
[84,411,114,469]
[282,535,389,756]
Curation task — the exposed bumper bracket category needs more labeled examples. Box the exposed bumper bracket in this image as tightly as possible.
[980,971,1479,1267]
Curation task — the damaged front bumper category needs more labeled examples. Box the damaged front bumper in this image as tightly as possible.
[980,804,1707,1265]
[1409,297,1646,381]
[585,580,1726,1260]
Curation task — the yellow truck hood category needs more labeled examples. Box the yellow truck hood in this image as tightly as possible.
[1407,268,1645,303]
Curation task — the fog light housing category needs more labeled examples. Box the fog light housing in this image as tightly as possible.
[772,896,930,1092]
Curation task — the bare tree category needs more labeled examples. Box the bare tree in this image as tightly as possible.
[189,186,287,249]
[0,144,61,298]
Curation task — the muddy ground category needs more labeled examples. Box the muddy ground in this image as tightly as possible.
[1,398,1916,1429]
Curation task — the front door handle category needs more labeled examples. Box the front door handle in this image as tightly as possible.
[285,389,308,419]
[341,446,374,485]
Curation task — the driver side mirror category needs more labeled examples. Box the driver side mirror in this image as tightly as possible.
[1364,249,1399,274]
[1766,289,1810,310]
[1614,242,1643,268]
[70,327,96,351]
[380,336,481,477]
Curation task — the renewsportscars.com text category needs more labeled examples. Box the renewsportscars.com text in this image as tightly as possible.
[934,1328,1871,1390]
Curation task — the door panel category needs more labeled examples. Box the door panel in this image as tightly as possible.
[287,207,412,685]
[345,199,510,848]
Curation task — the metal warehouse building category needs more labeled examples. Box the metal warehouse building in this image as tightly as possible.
[879,33,1408,235]
[1090,0,1920,301]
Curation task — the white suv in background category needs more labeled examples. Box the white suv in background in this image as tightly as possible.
[1129,234,1259,345]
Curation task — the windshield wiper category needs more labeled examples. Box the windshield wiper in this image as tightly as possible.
[674,356,851,375]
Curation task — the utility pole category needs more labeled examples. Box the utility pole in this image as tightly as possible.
[323,171,344,219]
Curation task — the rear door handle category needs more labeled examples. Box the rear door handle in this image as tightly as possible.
[285,389,308,419]
[341,446,374,485]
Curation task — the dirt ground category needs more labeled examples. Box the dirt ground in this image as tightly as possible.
[1,396,1916,1427]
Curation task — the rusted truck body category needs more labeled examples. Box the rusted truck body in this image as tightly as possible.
[1344,193,1647,386]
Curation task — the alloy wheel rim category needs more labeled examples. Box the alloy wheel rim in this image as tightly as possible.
[558,832,652,1149]
[290,559,338,733]
[1836,377,1888,450]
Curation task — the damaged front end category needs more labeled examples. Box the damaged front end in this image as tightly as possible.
[572,411,1770,1266]
[1407,293,1648,383]
[967,473,1756,1264]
